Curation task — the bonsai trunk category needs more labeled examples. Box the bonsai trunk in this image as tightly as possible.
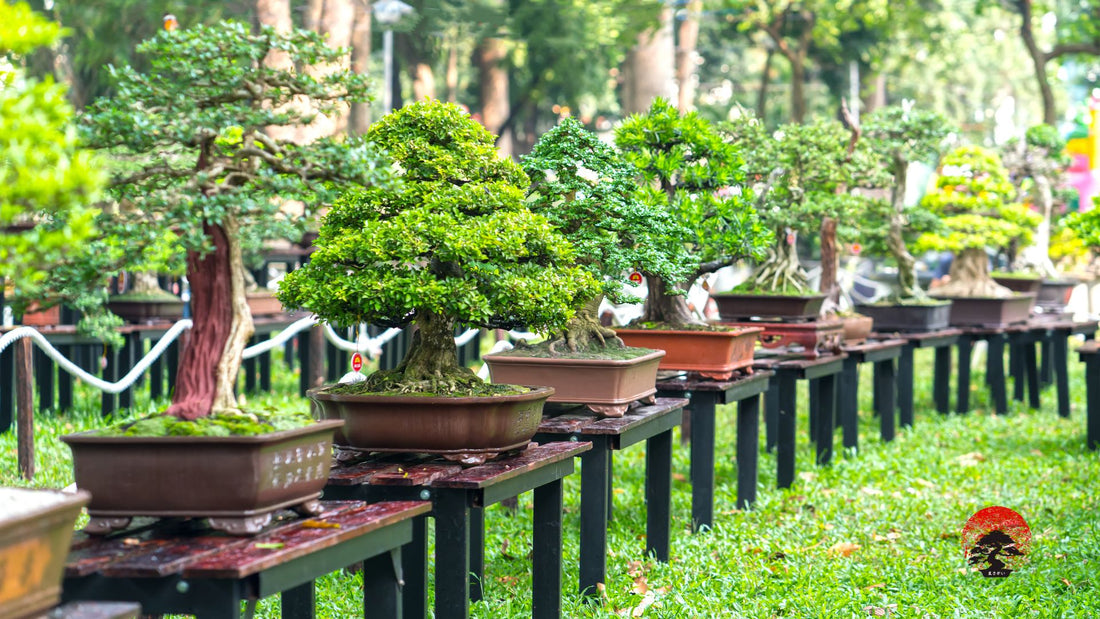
[935,247,1013,298]
[166,217,255,419]
[819,217,839,311]
[365,308,479,392]
[1013,174,1058,278]
[547,295,623,354]
[887,156,924,299]
[639,275,698,327]
[751,232,808,292]
[129,271,168,296]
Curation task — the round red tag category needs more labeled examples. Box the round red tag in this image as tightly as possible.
[351,352,363,372]
[629,272,643,284]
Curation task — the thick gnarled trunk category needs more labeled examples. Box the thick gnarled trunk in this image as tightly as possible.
[936,247,1013,298]
[366,309,479,393]
[167,218,254,419]
[640,276,698,326]
[548,295,622,354]
[887,156,924,299]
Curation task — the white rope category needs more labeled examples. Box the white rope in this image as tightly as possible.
[242,316,317,359]
[0,321,192,394]
[320,323,403,359]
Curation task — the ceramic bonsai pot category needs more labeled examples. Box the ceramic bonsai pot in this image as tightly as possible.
[0,488,89,619]
[62,419,344,535]
[309,386,552,465]
[931,293,1036,328]
[855,300,953,333]
[107,296,186,323]
[483,349,664,416]
[992,274,1042,295]
[840,314,874,344]
[614,326,762,380]
[19,302,61,327]
[711,292,826,322]
[1036,278,1078,312]
[246,290,285,317]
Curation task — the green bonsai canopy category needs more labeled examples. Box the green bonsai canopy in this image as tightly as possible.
[916,145,1041,297]
[614,98,771,326]
[279,100,598,392]
[520,116,694,351]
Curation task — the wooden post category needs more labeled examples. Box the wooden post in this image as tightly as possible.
[16,338,34,481]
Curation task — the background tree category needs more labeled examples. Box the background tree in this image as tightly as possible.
[615,98,771,326]
[68,21,391,419]
[915,145,1042,296]
[278,100,598,392]
[1000,123,1070,276]
[520,116,694,352]
[862,106,953,299]
[0,2,101,292]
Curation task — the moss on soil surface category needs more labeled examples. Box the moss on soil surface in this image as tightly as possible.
[862,298,951,307]
[109,290,182,302]
[494,340,656,360]
[320,381,529,398]
[720,282,821,296]
[94,409,315,437]
[621,321,747,332]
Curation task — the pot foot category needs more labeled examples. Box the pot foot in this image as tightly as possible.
[84,516,131,535]
[698,369,735,380]
[208,513,272,535]
[294,499,324,517]
[586,403,628,417]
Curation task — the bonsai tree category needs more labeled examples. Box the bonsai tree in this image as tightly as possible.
[614,98,771,326]
[724,114,872,295]
[1001,124,1071,277]
[519,116,694,353]
[915,145,1041,297]
[44,21,392,419]
[861,106,953,300]
[0,2,101,293]
[277,100,598,394]
[1063,197,1100,263]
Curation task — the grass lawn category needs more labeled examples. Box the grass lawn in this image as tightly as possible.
[2,341,1098,617]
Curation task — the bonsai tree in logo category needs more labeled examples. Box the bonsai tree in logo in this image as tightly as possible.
[614,98,771,326]
[915,145,1041,297]
[519,116,694,353]
[967,529,1024,576]
[278,100,598,394]
[60,21,391,419]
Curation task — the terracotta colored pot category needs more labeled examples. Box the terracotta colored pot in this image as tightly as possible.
[841,314,874,344]
[62,419,344,535]
[246,291,284,316]
[1036,278,1078,312]
[711,292,826,322]
[992,274,1042,295]
[107,297,185,323]
[483,349,664,416]
[855,301,953,333]
[309,386,551,464]
[718,319,844,359]
[614,326,762,379]
[20,302,61,326]
[931,293,1036,328]
[0,488,89,619]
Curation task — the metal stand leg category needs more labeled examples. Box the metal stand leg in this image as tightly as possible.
[736,394,760,510]
[814,377,835,466]
[874,359,896,442]
[1024,339,1040,410]
[776,372,797,488]
[898,345,914,427]
[1088,357,1100,450]
[532,480,563,619]
[840,356,859,451]
[434,490,470,619]
[646,430,672,555]
[402,516,428,619]
[957,335,972,414]
[1054,331,1070,418]
[689,392,717,531]
[988,334,1008,415]
[468,507,484,602]
[362,550,402,619]
[765,380,779,452]
[578,440,610,597]
[934,345,951,414]
[282,581,315,619]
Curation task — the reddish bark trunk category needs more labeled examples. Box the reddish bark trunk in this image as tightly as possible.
[167,224,233,420]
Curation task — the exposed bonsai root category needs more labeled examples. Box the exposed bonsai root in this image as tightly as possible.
[544,295,626,356]
[935,248,1013,298]
[749,241,809,292]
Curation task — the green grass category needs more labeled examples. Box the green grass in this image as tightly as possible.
[3,343,1098,617]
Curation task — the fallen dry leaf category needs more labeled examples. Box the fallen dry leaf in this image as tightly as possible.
[496,575,519,585]
[864,583,885,590]
[861,486,883,496]
[632,591,656,617]
[823,523,835,531]
[672,473,687,483]
[914,478,936,489]
[1062,578,1073,587]
[1030,449,1043,456]
[954,452,986,466]
[631,576,648,595]
[827,542,861,557]
[799,471,817,482]
[1055,553,1066,560]
[627,561,645,577]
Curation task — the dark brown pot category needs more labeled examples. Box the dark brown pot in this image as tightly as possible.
[614,326,762,380]
[0,488,89,619]
[992,274,1042,295]
[483,349,664,415]
[932,293,1036,328]
[62,420,343,535]
[246,291,285,316]
[855,301,953,333]
[1036,278,1078,311]
[309,386,551,464]
[711,292,826,321]
[841,314,874,344]
[107,297,185,323]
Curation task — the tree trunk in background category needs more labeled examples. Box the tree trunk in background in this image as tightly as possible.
[1016,0,1057,125]
[304,0,325,32]
[676,0,701,112]
[886,157,922,299]
[620,6,675,114]
[446,42,459,102]
[305,0,355,137]
[863,72,886,114]
[477,36,512,155]
[348,2,372,134]
[411,62,436,102]
[640,276,698,326]
[789,57,806,123]
[257,0,297,142]
[819,217,839,308]
[756,48,774,121]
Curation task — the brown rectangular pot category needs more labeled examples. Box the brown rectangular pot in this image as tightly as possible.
[614,326,762,380]
[0,488,89,619]
[992,274,1042,295]
[1036,278,1078,311]
[107,297,185,323]
[855,301,953,333]
[62,420,343,518]
[932,293,1036,328]
[711,292,826,321]
[483,349,664,405]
